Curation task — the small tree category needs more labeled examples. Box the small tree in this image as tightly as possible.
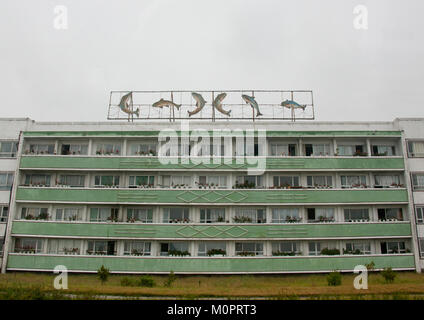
[164,271,176,287]
[97,265,110,285]
[381,267,396,283]
[327,271,342,286]
[365,261,375,271]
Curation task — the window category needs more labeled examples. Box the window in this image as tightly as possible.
[95,143,121,155]
[380,241,407,254]
[273,176,299,188]
[0,141,18,157]
[340,175,366,188]
[272,208,301,223]
[412,174,424,191]
[198,175,227,188]
[55,208,81,221]
[235,242,263,256]
[27,143,55,155]
[129,175,155,187]
[419,238,424,258]
[162,175,191,187]
[305,144,330,156]
[127,208,153,223]
[307,208,335,222]
[24,174,50,187]
[198,242,226,256]
[123,241,151,256]
[14,238,43,253]
[374,175,401,187]
[372,145,396,156]
[89,208,119,222]
[307,176,333,188]
[377,208,403,221]
[344,208,369,222]
[308,241,338,256]
[416,207,424,224]
[94,175,120,187]
[20,207,49,220]
[0,172,13,190]
[163,142,190,156]
[163,208,189,223]
[200,144,225,156]
[60,143,88,155]
[234,208,266,223]
[87,240,116,255]
[337,145,364,156]
[58,175,85,187]
[129,143,157,156]
[272,242,300,256]
[160,242,190,256]
[270,144,296,156]
[408,141,424,157]
[48,239,82,255]
[200,208,225,223]
[0,206,8,222]
[235,175,263,188]
[345,242,371,255]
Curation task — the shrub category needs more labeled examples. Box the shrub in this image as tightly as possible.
[97,265,110,285]
[366,261,375,271]
[327,271,342,286]
[381,267,396,283]
[164,271,176,287]
[138,275,155,287]
[120,277,135,287]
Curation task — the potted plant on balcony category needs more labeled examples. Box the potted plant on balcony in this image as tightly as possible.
[236,251,255,257]
[320,248,340,255]
[207,249,226,257]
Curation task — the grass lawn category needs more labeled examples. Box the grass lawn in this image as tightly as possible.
[1,271,424,299]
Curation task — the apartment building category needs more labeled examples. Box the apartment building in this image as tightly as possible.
[0,118,423,273]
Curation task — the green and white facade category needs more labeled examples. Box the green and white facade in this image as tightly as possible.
[1,117,424,274]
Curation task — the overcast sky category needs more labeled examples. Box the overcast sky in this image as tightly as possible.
[0,0,423,122]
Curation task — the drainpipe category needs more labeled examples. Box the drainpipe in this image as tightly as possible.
[1,131,24,273]
[400,131,421,273]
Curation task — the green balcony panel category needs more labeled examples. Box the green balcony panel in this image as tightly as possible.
[22,130,402,138]
[20,156,404,170]
[7,254,414,273]
[16,188,409,204]
[11,221,412,239]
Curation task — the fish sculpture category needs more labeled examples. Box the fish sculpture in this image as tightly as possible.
[188,92,207,116]
[280,100,307,110]
[242,94,263,117]
[118,92,139,117]
[281,99,306,121]
[212,93,231,116]
[152,98,182,110]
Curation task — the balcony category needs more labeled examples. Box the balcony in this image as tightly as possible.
[15,187,409,205]
[20,156,405,171]
[11,221,412,239]
[6,253,415,273]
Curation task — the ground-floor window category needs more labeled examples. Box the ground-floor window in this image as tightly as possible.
[380,241,408,254]
[87,240,116,255]
[198,242,227,256]
[344,242,371,255]
[272,242,301,256]
[123,241,151,256]
[235,242,264,256]
[48,239,82,255]
[160,242,190,256]
[14,238,43,254]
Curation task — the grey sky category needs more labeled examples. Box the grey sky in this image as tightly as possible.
[0,0,423,122]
